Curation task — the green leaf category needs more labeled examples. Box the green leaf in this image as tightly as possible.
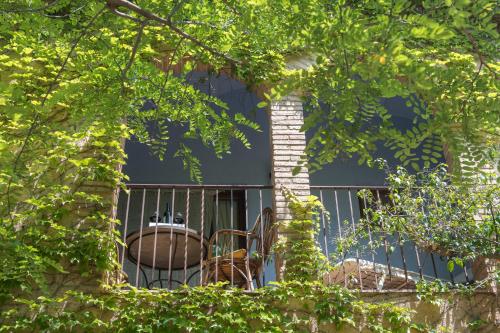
[447,261,454,272]
[257,101,268,108]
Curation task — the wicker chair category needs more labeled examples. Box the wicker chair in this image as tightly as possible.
[202,207,276,290]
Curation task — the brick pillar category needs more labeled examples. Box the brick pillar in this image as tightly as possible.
[268,94,311,280]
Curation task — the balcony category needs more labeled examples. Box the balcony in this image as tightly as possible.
[116,184,476,291]
[116,184,273,289]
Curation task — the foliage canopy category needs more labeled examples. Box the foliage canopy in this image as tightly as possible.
[0,0,498,183]
[0,1,498,332]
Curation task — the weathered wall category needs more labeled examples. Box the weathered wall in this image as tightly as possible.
[268,93,312,281]
[316,291,499,333]
[269,94,311,222]
[4,289,498,332]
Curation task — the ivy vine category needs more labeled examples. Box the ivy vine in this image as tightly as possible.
[1,282,421,333]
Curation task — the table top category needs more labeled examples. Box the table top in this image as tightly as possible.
[126,225,208,270]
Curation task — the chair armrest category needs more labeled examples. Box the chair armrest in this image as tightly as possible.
[207,229,256,259]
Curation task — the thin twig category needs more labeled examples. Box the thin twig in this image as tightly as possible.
[167,0,188,22]
[175,20,219,29]
[121,21,147,82]
[106,7,142,23]
[457,62,483,129]
[220,0,241,16]
[462,29,497,79]
[156,37,185,106]
[41,4,87,19]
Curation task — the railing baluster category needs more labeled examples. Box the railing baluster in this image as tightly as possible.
[135,188,147,288]
[448,259,456,285]
[422,192,438,279]
[230,189,234,287]
[120,190,131,267]
[488,200,498,247]
[397,233,409,285]
[376,189,393,282]
[168,188,175,289]
[199,188,205,286]
[215,189,219,284]
[150,188,161,285]
[184,188,190,285]
[245,189,249,233]
[245,189,251,290]
[259,189,265,287]
[114,187,121,219]
[414,245,423,280]
[430,253,439,279]
[413,190,427,280]
[334,190,347,287]
[431,194,456,284]
[362,193,379,289]
[430,195,456,283]
[348,189,363,290]
[319,190,330,266]
[389,195,408,285]
[463,264,470,283]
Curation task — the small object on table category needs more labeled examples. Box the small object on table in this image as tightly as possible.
[149,212,161,224]
[162,202,172,224]
[174,212,184,224]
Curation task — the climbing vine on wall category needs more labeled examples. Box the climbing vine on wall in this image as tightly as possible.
[1,282,421,333]
[276,189,330,282]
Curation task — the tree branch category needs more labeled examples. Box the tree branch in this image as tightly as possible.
[156,37,185,106]
[105,0,240,65]
[41,4,88,19]
[121,21,147,83]
[167,0,188,22]
[462,29,497,80]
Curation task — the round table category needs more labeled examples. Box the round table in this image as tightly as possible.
[126,225,208,288]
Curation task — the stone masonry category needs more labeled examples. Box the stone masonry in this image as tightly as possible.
[268,94,312,281]
[269,94,311,222]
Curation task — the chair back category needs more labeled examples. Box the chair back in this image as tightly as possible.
[251,207,276,262]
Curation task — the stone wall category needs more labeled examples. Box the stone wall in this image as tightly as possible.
[315,291,499,333]
[268,94,312,280]
[268,94,310,221]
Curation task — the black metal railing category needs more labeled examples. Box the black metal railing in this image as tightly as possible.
[311,186,476,291]
[116,184,273,290]
[117,184,488,291]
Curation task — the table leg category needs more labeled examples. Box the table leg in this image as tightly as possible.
[140,266,149,288]
[169,234,179,289]
[186,269,200,285]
